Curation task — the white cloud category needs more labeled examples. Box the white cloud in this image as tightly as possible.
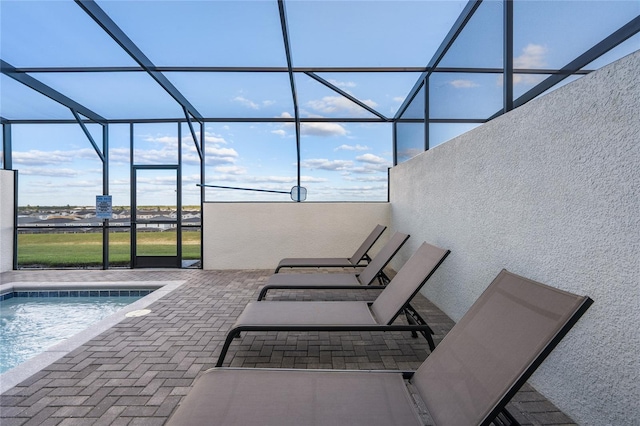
[209,175,327,186]
[298,153,390,176]
[351,165,388,174]
[450,79,480,89]
[503,43,549,86]
[300,159,353,171]
[41,179,100,189]
[515,43,548,68]
[397,148,423,161]
[271,129,287,137]
[170,131,238,166]
[181,174,202,185]
[334,144,369,151]
[300,122,348,137]
[250,176,297,184]
[182,152,202,166]
[12,148,97,165]
[231,96,276,110]
[307,96,377,115]
[324,184,387,194]
[393,96,405,103]
[143,134,176,145]
[203,131,227,145]
[343,175,388,182]
[183,132,229,157]
[277,112,348,137]
[232,96,260,109]
[19,167,79,177]
[141,131,227,148]
[214,165,246,175]
[337,153,392,174]
[356,153,388,164]
[513,74,546,85]
[328,79,357,89]
[204,145,239,166]
[132,148,179,164]
[300,176,328,183]
[109,148,130,164]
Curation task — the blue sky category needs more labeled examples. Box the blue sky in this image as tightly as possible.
[1,0,638,206]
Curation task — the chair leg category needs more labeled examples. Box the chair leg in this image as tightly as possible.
[403,304,435,351]
[376,271,391,286]
[492,408,521,426]
[216,329,240,367]
[257,286,270,301]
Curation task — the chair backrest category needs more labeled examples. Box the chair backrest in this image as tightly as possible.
[370,242,450,325]
[357,232,410,285]
[348,224,387,265]
[412,269,592,426]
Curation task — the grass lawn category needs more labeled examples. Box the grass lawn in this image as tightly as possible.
[17,231,201,267]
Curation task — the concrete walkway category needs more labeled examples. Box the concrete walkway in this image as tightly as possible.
[0,268,575,425]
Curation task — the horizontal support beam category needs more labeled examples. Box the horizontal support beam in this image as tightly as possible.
[1,60,106,124]
[3,117,492,125]
[11,66,595,75]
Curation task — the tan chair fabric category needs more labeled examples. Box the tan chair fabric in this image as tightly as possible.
[263,232,409,290]
[371,242,450,325]
[276,257,354,269]
[275,224,386,272]
[358,231,410,285]
[265,272,362,288]
[167,369,422,426]
[236,301,377,326]
[413,270,591,425]
[348,224,389,265]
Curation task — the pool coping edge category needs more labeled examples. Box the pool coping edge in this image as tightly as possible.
[0,280,187,394]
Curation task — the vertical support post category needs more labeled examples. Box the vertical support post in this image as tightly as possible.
[2,123,12,170]
[129,123,135,268]
[13,170,18,270]
[177,123,183,267]
[424,76,430,151]
[199,121,205,268]
[392,122,398,166]
[295,121,301,202]
[278,0,302,202]
[503,0,514,113]
[102,124,109,269]
[387,167,391,202]
[4,124,17,268]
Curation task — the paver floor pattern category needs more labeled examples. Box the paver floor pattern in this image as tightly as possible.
[0,268,575,425]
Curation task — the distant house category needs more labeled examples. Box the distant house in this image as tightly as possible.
[136,215,175,231]
[72,208,96,218]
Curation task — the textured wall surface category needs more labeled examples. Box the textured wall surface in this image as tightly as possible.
[0,170,15,272]
[390,51,639,425]
[203,202,390,269]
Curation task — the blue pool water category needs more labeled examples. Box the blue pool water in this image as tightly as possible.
[0,295,142,374]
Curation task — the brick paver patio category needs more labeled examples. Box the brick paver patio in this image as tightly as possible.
[0,268,575,425]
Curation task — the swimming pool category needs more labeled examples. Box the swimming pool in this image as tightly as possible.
[1,294,148,374]
[0,280,187,394]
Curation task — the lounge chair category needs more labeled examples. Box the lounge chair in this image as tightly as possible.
[274,224,386,272]
[216,241,451,366]
[258,231,410,301]
[168,270,592,426]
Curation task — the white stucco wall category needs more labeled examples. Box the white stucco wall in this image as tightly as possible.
[390,51,640,424]
[0,170,15,272]
[203,202,390,270]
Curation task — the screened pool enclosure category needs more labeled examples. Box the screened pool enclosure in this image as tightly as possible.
[1,0,639,268]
